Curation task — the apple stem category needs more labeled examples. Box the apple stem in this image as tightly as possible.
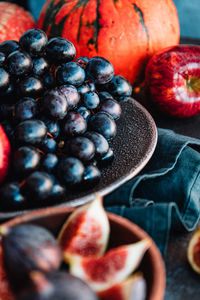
[186,77,200,93]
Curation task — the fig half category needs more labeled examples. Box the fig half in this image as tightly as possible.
[187,227,200,274]
[69,239,150,292]
[58,194,110,262]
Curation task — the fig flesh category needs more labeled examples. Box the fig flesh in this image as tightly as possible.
[58,195,110,262]
[1,224,62,292]
[0,124,11,183]
[98,273,146,300]
[69,239,150,292]
[188,227,200,274]
[17,271,98,300]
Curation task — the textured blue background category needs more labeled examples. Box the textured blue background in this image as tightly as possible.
[28,0,200,39]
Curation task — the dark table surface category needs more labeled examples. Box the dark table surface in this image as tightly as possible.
[134,37,200,300]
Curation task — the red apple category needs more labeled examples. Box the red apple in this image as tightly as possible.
[0,125,11,183]
[145,45,200,118]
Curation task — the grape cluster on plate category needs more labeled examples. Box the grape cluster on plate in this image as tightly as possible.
[0,29,132,211]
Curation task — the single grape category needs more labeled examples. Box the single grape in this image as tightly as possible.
[106,75,132,99]
[19,29,48,57]
[86,56,114,84]
[68,137,95,162]
[42,89,68,120]
[41,117,60,139]
[14,119,47,145]
[6,50,33,77]
[75,56,90,69]
[57,157,84,186]
[83,165,101,187]
[63,112,87,137]
[84,131,109,158]
[99,99,121,120]
[14,97,38,122]
[0,82,14,99]
[58,85,80,109]
[46,37,76,64]
[98,91,113,101]
[98,148,115,165]
[13,146,41,175]
[83,91,100,109]
[51,182,66,201]
[0,40,19,56]
[18,76,44,98]
[40,135,57,153]
[0,182,25,210]
[42,153,58,173]
[22,171,54,201]
[56,62,85,87]
[43,73,55,90]
[78,81,96,96]
[89,112,117,140]
[77,106,91,121]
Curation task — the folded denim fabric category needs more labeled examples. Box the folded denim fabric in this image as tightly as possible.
[104,128,200,256]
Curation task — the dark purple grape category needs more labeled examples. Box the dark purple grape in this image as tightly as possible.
[99,99,121,120]
[83,165,101,187]
[0,81,14,99]
[83,91,100,109]
[63,112,87,137]
[40,136,57,153]
[41,117,60,139]
[84,131,109,158]
[0,40,19,56]
[0,68,9,91]
[22,171,54,201]
[46,37,76,64]
[56,62,85,87]
[50,180,66,201]
[89,112,116,140]
[14,97,38,122]
[18,76,43,98]
[69,137,95,162]
[42,89,68,120]
[86,56,114,84]
[98,148,115,165]
[13,146,40,175]
[32,57,49,77]
[0,182,25,210]
[19,29,48,57]
[0,52,6,67]
[57,157,84,186]
[78,81,95,96]
[106,75,132,99]
[43,73,55,89]
[6,50,33,77]
[15,120,47,145]
[98,91,113,101]
[77,106,91,121]
[58,85,80,109]
[75,56,90,68]
[42,153,58,173]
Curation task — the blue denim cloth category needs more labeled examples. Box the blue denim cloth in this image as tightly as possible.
[104,129,200,256]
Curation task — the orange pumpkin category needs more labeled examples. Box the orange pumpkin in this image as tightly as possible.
[38,0,180,85]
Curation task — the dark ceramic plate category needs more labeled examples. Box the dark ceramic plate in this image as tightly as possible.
[0,98,157,220]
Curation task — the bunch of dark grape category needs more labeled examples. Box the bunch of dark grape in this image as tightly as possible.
[0,29,132,211]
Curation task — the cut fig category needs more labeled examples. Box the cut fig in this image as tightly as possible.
[0,125,11,183]
[69,239,150,292]
[187,227,200,274]
[98,273,146,300]
[0,241,14,300]
[58,195,110,262]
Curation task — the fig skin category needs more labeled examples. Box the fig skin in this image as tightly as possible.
[17,271,98,300]
[1,224,62,293]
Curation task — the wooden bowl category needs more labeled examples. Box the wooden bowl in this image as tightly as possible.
[2,206,166,300]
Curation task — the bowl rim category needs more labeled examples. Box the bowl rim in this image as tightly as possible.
[1,205,166,300]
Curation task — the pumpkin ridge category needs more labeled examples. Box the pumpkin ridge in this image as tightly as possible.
[133,2,150,51]
[77,0,90,42]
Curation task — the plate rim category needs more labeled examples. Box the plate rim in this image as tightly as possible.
[0,98,157,220]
